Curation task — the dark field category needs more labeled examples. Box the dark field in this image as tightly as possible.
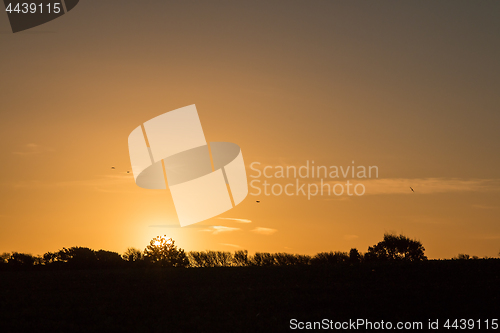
[1,260,499,332]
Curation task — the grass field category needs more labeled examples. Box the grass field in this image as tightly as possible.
[1,260,499,332]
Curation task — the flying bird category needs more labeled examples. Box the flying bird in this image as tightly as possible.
[111,166,115,170]
[256,200,260,203]
[410,187,414,193]
[127,171,130,174]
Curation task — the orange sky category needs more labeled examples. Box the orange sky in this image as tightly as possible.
[1,1,499,259]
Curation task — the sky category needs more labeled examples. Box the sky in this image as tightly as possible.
[0,0,499,259]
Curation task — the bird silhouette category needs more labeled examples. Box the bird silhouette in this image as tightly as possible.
[410,187,414,193]
[111,166,115,170]
[256,200,260,203]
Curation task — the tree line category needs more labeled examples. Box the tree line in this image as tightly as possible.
[0,233,450,269]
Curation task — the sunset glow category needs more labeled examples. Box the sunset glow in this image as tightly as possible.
[1,1,499,260]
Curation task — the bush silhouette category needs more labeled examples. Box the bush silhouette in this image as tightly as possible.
[366,233,427,261]
[273,253,310,266]
[233,250,249,266]
[187,251,205,267]
[95,250,124,266]
[215,251,234,267]
[144,236,189,267]
[454,254,480,260]
[311,251,349,265]
[123,247,143,262]
[187,251,234,267]
[187,251,312,267]
[0,233,433,270]
[57,247,98,267]
[1,252,10,264]
[7,252,35,266]
[456,254,470,260]
[349,248,362,264]
[251,252,276,266]
[42,251,58,265]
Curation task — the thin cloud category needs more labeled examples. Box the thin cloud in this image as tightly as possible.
[149,224,214,228]
[219,243,241,248]
[217,218,252,223]
[251,227,277,236]
[13,143,54,156]
[325,178,500,195]
[200,226,240,235]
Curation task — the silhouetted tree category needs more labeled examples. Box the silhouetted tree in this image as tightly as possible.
[206,251,232,267]
[220,252,234,266]
[349,248,362,264]
[201,251,217,267]
[144,236,189,267]
[123,247,143,262]
[33,255,43,265]
[273,253,292,266]
[311,251,349,265]
[273,253,311,266]
[95,250,124,266]
[187,251,233,267]
[57,247,98,266]
[366,234,427,261]
[0,252,10,264]
[251,252,275,266]
[454,254,468,260]
[187,251,204,267]
[42,251,58,265]
[8,252,35,266]
[233,250,249,266]
[293,254,312,266]
[454,254,479,260]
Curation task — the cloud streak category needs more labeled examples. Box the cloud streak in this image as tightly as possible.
[13,143,54,156]
[149,224,216,228]
[326,178,500,195]
[251,227,277,235]
[200,226,241,235]
[217,218,252,223]
[219,243,241,248]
